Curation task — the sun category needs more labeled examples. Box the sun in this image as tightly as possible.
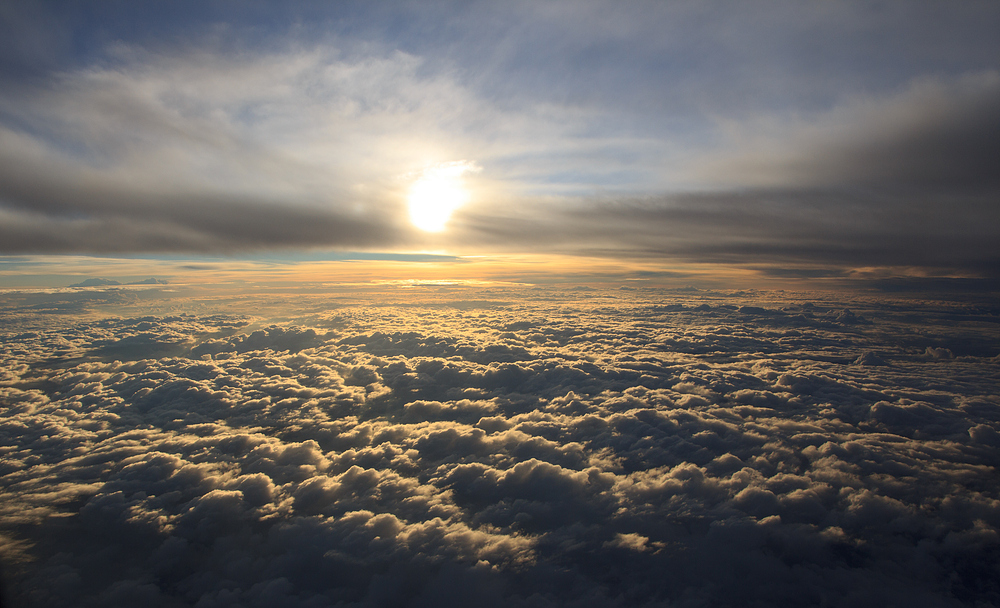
[407,161,479,232]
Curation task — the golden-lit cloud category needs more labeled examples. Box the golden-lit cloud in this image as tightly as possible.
[2,283,998,605]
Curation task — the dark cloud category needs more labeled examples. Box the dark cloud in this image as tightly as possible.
[700,71,1000,191]
[0,187,407,255]
[2,287,999,606]
[454,183,1000,277]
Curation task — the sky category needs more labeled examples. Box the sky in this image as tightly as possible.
[1,0,999,289]
[2,4,1000,605]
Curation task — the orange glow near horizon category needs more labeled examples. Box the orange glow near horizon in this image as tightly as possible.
[0,253,877,294]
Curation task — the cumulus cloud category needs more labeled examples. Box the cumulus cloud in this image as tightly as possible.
[1,286,998,606]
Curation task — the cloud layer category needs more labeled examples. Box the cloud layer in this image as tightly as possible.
[2,286,998,606]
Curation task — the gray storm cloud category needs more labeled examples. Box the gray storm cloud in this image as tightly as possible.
[1,285,998,606]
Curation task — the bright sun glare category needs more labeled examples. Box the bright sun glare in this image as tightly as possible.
[407,161,479,232]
